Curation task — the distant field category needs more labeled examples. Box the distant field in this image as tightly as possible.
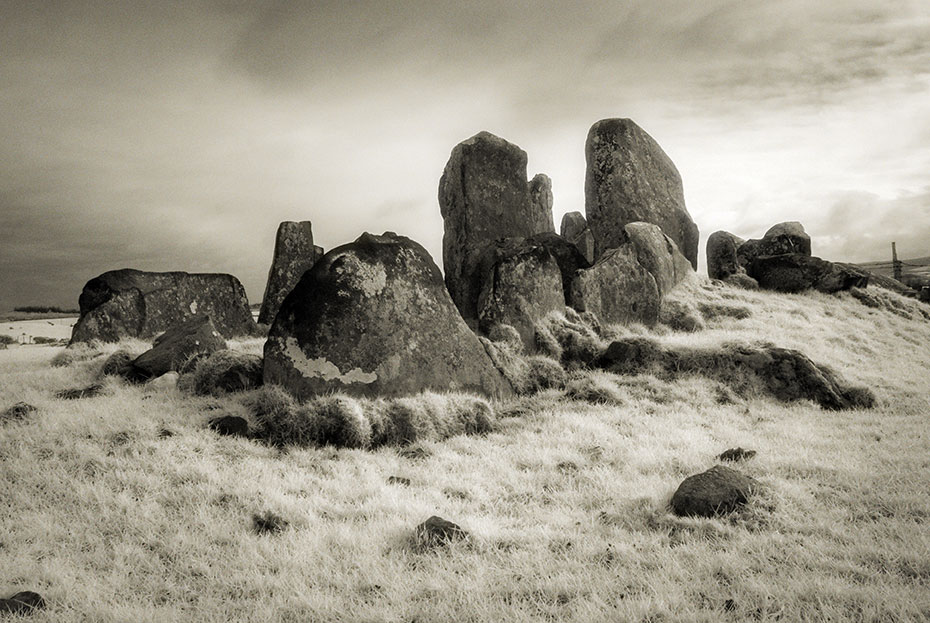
[858,255,930,286]
[1,279,929,621]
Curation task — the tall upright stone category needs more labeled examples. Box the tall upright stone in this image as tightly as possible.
[528,173,555,234]
[439,132,548,324]
[560,211,596,264]
[258,221,323,325]
[584,118,699,268]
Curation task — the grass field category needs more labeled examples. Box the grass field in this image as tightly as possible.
[1,279,929,622]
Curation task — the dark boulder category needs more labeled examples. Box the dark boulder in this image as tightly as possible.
[737,221,812,268]
[209,415,249,437]
[71,269,257,344]
[670,465,759,517]
[130,315,227,381]
[0,591,45,615]
[264,232,513,400]
[526,232,592,303]
[569,245,660,326]
[623,222,693,296]
[560,211,595,264]
[415,515,468,547]
[528,173,555,234]
[258,221,324,325]
[439,132,549,324]
[838,265,916,297]
[706,231,746,280]
[585,118,699,267]
[748,254,869,294]
[718,447,757,462]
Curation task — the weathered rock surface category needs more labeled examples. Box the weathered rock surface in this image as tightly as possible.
[415,515,468,547]
[528,173,555,234]
[71,269,256,344]
[707,231,746,280]
[585,118,699,267]
[264,232,513,400]
[259,221,324,326]
[670,465,759,518]
[623,222,693,296]
[748,254,869,294]
[130,315,227,381]
[839,265,917,297]
[737,221,812,268]
[526,232,592,303]
[439,132,548,323]
[560,211,596,263]
[0,591,46,615]
[569,245,660,326]
[476,238,565,350]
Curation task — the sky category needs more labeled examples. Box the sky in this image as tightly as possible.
[1,0,929,310]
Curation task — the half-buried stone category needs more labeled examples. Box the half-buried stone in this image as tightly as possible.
[671,465,759,518]
[130,315,227,382]
[263,232,514,400]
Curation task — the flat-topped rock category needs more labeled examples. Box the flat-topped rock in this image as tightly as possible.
[748,254,869,294]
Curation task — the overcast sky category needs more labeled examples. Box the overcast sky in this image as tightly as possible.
[2,0,929,310]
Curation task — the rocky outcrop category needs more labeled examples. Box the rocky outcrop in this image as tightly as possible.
[737,221,812,268]
[70,269,256,344]
[528,173,555,234]
[748,254,869,294]
[130,315,227,381]
[560,211,595,264]
[258,221,324,326]
[623,222,693,296]
[569,245,660,326]
[263,232,513,400]
[670,466,759,518]
[475,238,565,350]
[526,232,591,303]
[706,231,746,280]
[584,118,699,268]
[439,132,551,324]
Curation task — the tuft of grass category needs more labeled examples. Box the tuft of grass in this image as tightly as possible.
[658,299,705,332]
[50,343,102,367]
[534,310,606,367]
[481,336,566,395]
[563,370,626,405]
[177,350,263,396]
[99,349,138,379]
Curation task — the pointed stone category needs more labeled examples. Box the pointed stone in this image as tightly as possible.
[259,221,324,325]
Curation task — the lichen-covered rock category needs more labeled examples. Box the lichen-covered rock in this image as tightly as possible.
[623,222,693,296]
[130,315,227,381]
[738,221,812,268]
[439,132,549,324]
[526,232,592,303]
[263,232,513,400]
[748,254,869,294]
[569,245,660,326]
[585,118,699,267]
[476,238,565,350]
[671,465,759,517]
[707,230,746,280]
[528,173,555,234]
[560,211,596,264]
[258,221,324,325]
[70,269,256,344]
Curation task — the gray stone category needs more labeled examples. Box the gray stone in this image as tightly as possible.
[585,118,699,267]
[706,231,746,280]
[528,173,555,234]
[131,315,227,381]
[439,132,547,324]
[263,232,513,400]
[737,221,812,268]
[415,515,468,546]
[623,222,693,296]
[71,269,257,344]
[560,211,595,264]
[569,245,660,326]
[526,232,592,303]
[671,465,759,517]
[259,221,324,325]
[748,254,869,294]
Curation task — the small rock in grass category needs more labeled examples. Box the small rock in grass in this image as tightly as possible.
[388,476,411,486]
[415,515,468,547]
[670,465,759,518]
[718,447,757,462]
[209,416,249,437]
[0,591,46,614]
[158,428,175,438]
[1,402,37,422]
[55,384,104,400]
[398,445,431,460]
[252,511,288,534]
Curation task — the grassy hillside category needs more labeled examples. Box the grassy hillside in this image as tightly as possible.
[858,256,930,287]
[1,279,929,622]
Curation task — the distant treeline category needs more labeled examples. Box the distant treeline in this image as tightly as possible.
[13,306,79,314]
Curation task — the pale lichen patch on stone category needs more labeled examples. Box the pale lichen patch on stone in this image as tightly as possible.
[281,337,377,384]
[333,254,387,298]
[189,301,198,314]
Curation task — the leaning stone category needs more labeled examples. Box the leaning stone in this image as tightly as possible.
[415,515,468,547]
[258,221,324,325]
[670,465,759,517]
[263,232,513,400]
[0,591,46,615]
[560,211,596,264]
[748,254,869,294]
[623,222,693,296]
[130,315,227,382]
[528,173,555,234]
[569,245,660,326]
[585,118,699,267]
[1,402,37,422]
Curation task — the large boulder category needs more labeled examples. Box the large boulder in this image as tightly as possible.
[263,232,513,400]
[439,132,551,324]
[130,315,227,381]
[706,230,746,280]
[584,118,699,268]
[475,238,565,350]
[70,269,256,344]
[748,254,869,294]
[258,221,324,326]
[623,222,693,296]
[737,221,812,268]
[569,245,660,326]
[528,173,555,234]
[560,211,596,264]
[670,466,759,518]
[526,232,591,303]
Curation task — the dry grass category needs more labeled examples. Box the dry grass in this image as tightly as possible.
[1,278,929,621]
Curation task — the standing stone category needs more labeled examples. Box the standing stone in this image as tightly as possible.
[623,222,693,296]
[737,221,812,268]
[748,254,869,294]
[706,231,746,280]
[258,221,324,326]
[476,238,565,350]
[439,132,547,324]
[560,211,596,264]
[585,118,699,268]
[264,232,513,400]
[70,269,256,344]
[569,245,660,326]
[528,173,555,234]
